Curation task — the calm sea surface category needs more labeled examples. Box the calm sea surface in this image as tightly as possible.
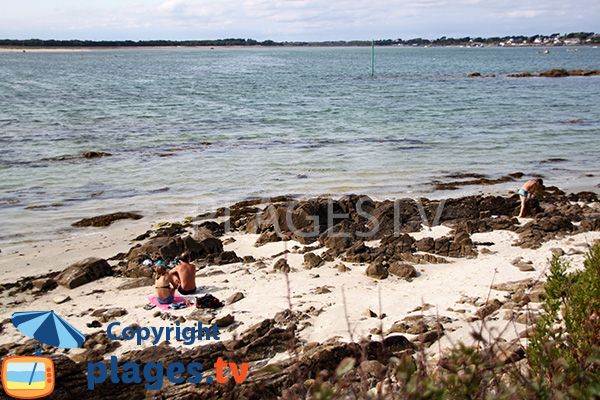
[1,46,599,244]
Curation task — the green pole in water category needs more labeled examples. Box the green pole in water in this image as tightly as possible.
[371,40,375,77]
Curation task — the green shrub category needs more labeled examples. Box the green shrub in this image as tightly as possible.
[526,242,600,398]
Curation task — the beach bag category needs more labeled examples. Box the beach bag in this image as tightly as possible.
[195,294,223,309]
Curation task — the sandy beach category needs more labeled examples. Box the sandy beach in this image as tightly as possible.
[0,188,599,399]
[1,191,599,367]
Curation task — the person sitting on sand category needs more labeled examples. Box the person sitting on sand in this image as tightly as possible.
[518,178,543,217]
[155,264,177,304]
[169,251,197,295]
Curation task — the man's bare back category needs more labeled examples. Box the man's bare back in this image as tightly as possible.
[169,252,197,295]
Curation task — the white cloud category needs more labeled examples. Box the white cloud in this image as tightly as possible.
[0,0,599,40]
[506,10,545,19]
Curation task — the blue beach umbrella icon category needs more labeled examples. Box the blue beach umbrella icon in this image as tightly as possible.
[11,311,86,387]
[11,310,86,353]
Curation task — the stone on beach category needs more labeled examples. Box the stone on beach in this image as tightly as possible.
[303,252,324,269]
[54,257,112,289]
[52,294,71,304]
[226,291,245,304]
[72,212,143,227]
[365,262,388,280]
[387,262,417,278]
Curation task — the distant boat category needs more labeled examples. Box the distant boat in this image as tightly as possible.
[566,48,578,52]
[537,49,550,54]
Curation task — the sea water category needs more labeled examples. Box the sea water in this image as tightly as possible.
[1,46,599,244]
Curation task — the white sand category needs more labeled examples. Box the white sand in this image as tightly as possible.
[1,218,599,361]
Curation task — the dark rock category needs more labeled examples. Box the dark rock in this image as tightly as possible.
[478,195,519,216]
[363,308,377,318]
[388,262,417,278]
[388,315,445,336]
[126,235,222,277]
[242,255,256,263]
[540,68,570,77]
[72,212,142,227]
[570,191,598,203]
[32,277,56,291]
[345,241,368,256]
[90,307,128,323]
[492,340,525,364]
[303,252,324,269]
[214,314,235,327]
[345,241,373,263]
[81,151,111,158]
[437,196,480,222]
[581,216,600,232]
[86,320,102,328]
[365,262,388,280]
[315,286,332,294]
[291,228,319,244]
[336,263,350,272]
[226,291,245,304]
[416,237,435,253]
[323,235,353,250]
[434,237,450,256]
[196,220,226,237]
[454,230,472,246]
[255,230,282,246]
[211,250,242,265]
[475,299,503,319]
[382,335,414,353]
[54,258,112,289]
[273,258,291,273]
[514,214,575,249]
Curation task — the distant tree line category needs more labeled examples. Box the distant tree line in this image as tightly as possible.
[1,32,598,48]
[0,38,279,47]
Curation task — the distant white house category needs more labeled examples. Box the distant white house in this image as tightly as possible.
[564,38,581,45]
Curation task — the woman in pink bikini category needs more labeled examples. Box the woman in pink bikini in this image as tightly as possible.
[518,178,543,217]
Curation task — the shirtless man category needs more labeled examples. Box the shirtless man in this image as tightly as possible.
[169,252,197,295]
[518,178,543,217]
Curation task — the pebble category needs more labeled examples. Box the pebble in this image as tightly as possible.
[53,295,71,304]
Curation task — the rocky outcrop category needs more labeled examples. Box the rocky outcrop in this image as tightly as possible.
[508,68,600,78]
[72,212,143,227]
[125,234,224,277]
[54,258,112,289]
[303,252,324,269]
[365,262,389,279]
[388,262,417,278]
[81,151,112,158]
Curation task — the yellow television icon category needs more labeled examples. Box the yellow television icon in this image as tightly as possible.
[2,356,54,399]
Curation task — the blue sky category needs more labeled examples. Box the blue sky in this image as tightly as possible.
[1,0,598,41]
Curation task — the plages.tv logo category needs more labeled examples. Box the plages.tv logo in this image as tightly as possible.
[2,311,86,399]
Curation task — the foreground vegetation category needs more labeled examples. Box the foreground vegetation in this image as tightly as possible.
[307,242,600,399]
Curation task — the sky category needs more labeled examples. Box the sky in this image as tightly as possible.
[0,0,598,42]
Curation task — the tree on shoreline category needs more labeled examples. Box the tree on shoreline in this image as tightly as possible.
[1,32,599,48]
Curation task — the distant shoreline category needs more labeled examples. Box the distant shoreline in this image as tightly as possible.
[0,44,597,52]
[1,32,598,50]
